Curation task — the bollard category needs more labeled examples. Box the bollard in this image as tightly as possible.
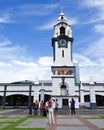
[29,105,32,115]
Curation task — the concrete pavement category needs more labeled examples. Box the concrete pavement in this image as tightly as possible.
[46,114,103,130]
[0,108,104,130]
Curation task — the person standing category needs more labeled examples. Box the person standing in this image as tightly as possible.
[48,98,55,125]
[66,90,70,96]
[33,100,39,116]
[39,100,44,116]
[55,99,58,115]
[42,101,47,117]
[70,98,76,116]
[29,104,32,115]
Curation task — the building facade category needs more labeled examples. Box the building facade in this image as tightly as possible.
[0,13,104,109]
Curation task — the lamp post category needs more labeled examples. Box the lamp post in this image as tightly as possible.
[40,82,45,101]
[78,81,81,102]
[89,77,97,109]
[62,77,65,85]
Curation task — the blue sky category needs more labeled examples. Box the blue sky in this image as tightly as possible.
[0,0,104,83]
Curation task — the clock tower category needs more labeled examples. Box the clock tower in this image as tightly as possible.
[51,12,79,109]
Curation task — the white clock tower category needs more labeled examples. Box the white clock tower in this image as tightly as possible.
[51,12,79,109]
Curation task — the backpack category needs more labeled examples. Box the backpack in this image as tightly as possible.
[48,100,52,108]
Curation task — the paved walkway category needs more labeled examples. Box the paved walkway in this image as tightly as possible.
[0,108,104,130]
[46,115,102,130]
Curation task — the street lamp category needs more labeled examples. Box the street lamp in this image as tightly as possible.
[89,77,97,109]
[62,77,65,85]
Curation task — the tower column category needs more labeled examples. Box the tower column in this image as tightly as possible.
[90,85,97,109]
[2,85,7,108]
[28,84,32,107]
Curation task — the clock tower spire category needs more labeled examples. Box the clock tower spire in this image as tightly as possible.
[51,12,79,109]
[52,12,73,66]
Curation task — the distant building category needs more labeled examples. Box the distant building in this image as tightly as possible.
[0,12,104,109]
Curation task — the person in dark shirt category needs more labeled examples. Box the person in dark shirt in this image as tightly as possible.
[70,98,76,116]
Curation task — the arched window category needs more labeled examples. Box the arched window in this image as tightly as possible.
[84,95,90,102]
[96,95,104,106]
[60,85,66,95]
[60,27,65,35]
[61,16,63,20]
[62,50,64,57]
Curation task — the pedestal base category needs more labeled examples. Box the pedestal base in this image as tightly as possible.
[52,95,79,109]
[90,103,97,109]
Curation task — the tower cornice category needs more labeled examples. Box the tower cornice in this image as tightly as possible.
[52,35,73,47]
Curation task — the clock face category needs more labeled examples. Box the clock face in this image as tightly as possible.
[59,39,67,47]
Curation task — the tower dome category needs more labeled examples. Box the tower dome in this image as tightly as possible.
[57,12,68,24]
[54,12,72,37]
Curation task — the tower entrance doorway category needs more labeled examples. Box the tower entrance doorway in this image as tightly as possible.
[62,98,69,114]
[62,99,68,106]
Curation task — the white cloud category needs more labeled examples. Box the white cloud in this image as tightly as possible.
[0,37,26,62]
[80,66,104,82]
[0,61,12,67]
[94,24,104,34]
[0,35,104,83]
[10,60,37,67]
[17,3,60,16]
[0,37,104,83]
[80,0,104,24]
[0,3,60,25]
[0,1,104,83]
[84,37,104,58]
[73,35,104,82]
[0,40,12,47]
[73,52,104,82]
[37,17,78,30]
[68,18,78,25]
[37,20,56,30]
[0,59,52,83]
[83,16,104,24]
[74,34,104,65]
[38,56,53,66]
[73,53,97,67]
[82,0,104,8]
[0,13,12,23]
[0,37,52,82]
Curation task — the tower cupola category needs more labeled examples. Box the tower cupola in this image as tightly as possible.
[57,12,67,23]
[54,12,72,38]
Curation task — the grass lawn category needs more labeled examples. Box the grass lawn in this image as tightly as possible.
[0,115,46,130]
[85,116,104,119]
[85,116,104,130]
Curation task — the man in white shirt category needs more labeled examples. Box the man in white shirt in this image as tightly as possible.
[48,98,55,124]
